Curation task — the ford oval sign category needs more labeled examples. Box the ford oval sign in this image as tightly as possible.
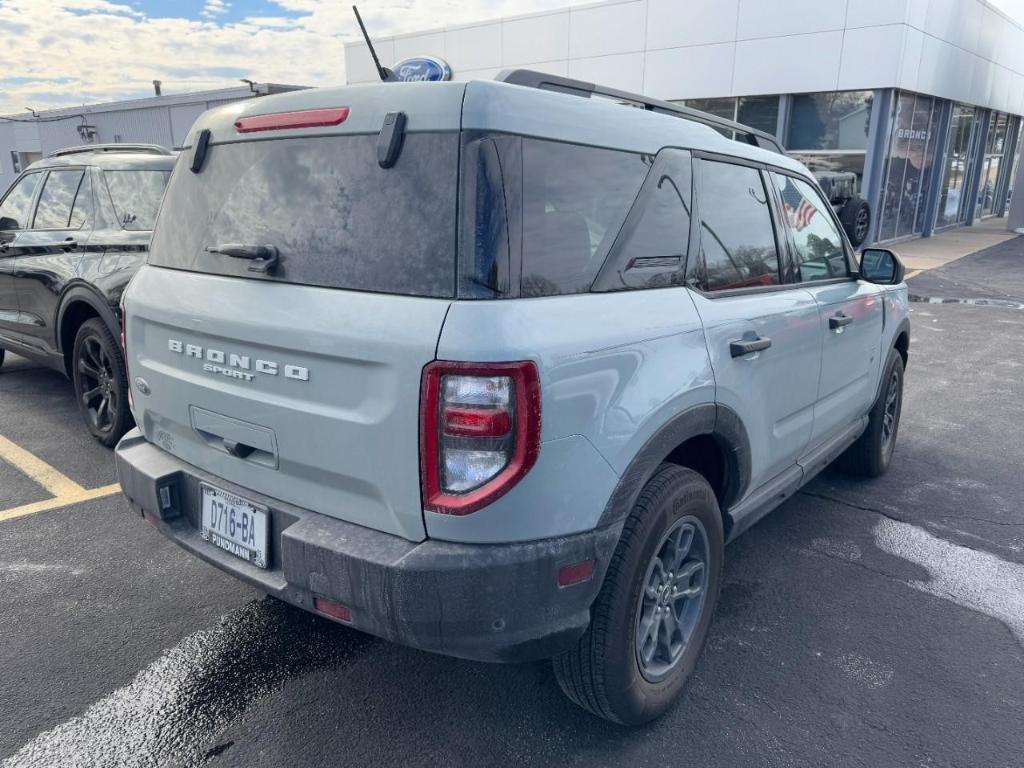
[393,56,452,82]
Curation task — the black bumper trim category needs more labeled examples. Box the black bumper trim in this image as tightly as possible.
[115,430,622,662]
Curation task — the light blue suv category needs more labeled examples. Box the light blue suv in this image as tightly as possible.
[115,71,909,725]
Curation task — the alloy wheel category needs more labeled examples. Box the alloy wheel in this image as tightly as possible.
[881,369,900,454]
[634,516,709,682]
[77,336,119,435]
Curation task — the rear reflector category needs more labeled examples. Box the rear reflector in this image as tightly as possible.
[442,407,512,438]
[558,560,596,587]
[235,107,350,133]
[313,597,352,622]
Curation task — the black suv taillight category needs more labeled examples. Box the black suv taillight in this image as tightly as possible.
[120,294,133,414]
[420,361,541,515]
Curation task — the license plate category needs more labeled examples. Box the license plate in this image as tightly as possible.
[200,484,269,568]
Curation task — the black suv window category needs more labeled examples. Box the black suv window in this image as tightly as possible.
[33,170,85,230]
[521,140,649,298]
[0,173,41,230]
[104,170,171,231]
[150,133,458,297]
[697,161,781,292]
[770,173,850,282]
[69,171,93,230]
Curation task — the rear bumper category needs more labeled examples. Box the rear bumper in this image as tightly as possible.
[115,429,621,662]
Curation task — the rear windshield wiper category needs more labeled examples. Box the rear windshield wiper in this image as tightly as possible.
[205,243,279,274]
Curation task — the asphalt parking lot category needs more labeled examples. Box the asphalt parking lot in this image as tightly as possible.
[2,241,1023,768]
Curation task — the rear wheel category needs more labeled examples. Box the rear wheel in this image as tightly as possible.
[839,196,871,247]
[72,318,131,448]
[553,465,723,724]
[838,349,904,477]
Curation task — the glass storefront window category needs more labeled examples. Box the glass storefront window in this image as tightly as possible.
[878,92,943,241]
[979,112,1015,218]
[1006,121,1022,210]
[682,96,781,139]
[683,97,736,121]
[936,104,978,228]
[737,96,780,136]
[787,91,873,193]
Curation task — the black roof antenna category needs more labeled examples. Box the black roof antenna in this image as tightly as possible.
[352,5,396,82]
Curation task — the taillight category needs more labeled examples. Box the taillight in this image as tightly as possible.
[421,361,541,515]
[120,295,133,414]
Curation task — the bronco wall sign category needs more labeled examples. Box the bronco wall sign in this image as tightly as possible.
[392,56,452,82]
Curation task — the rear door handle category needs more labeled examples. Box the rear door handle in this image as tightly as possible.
[829,312,854,330]
[61,237,78,251]
[730,336,772,358]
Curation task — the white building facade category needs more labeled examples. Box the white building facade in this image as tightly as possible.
[344,0,1024,243]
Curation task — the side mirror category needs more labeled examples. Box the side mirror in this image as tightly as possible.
[0,216,17,231]
[859,247,905,285]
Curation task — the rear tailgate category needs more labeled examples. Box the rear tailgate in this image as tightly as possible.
[125,84,467,542]
[125,266,448,541]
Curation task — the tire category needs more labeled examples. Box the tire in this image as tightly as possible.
[838,349,904,477]
[0,347,5,370]
[72,318,131,448]
[553,465,724,725]
[839,196,871,248]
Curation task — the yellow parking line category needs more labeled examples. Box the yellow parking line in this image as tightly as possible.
[0,483,122,523]
[905,269,923,280]
[0,433,85,497]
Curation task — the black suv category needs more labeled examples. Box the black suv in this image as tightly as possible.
[0,144,175,445]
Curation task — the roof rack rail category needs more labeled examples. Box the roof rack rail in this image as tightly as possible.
[46,143,174,158]
[494,69,785,156]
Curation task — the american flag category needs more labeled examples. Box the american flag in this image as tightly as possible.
[780,181,817,231]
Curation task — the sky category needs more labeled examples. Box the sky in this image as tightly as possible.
[0,0,588,115]
[2,0,1024,116]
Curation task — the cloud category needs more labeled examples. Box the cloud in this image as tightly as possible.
[0,0,593,115]
[200,0,231,19]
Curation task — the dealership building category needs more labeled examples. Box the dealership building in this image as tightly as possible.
[345,0,1024,245]
[0,83,303,194]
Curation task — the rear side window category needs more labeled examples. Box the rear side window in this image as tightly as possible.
[33,170,85,229]
[0,173,41,230]
[697,161,781,292]
[595,148,692,291]
[520,140,649,298]
[104,170,171,231]
[150,133,458,297]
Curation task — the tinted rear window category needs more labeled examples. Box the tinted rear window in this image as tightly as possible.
[520,140,648,297]
[458,134,652,299]
[104,170,171,230]
[149,133,458,298]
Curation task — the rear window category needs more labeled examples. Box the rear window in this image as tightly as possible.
[520,140,649,297]
[149,133,458,298]
[458,134,653,299]
[104,170,171,231]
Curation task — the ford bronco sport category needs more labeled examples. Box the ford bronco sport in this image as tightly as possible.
[115,72,909,725]
[0,144,174,445]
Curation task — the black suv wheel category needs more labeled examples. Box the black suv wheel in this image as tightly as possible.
[72,318,131,447]
[553,465,723,724]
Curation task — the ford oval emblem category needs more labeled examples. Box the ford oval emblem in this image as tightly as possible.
[393,56,452,82]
